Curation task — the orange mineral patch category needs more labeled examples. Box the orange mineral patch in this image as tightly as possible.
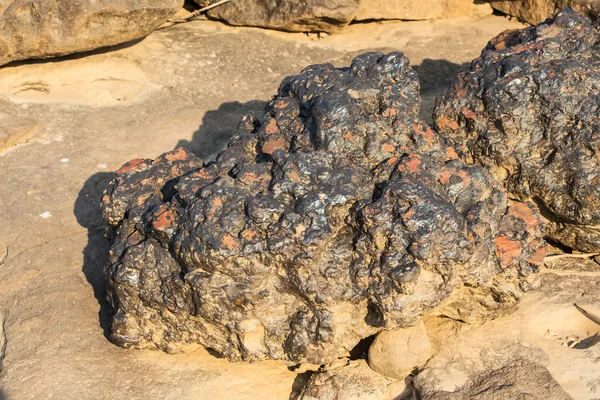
[117,158,146,174]
[265,118,280,135]
[508,202,540,227]
[261,136,286,154]
[446,147,459,160]
[221,234,240,251]
[493,236,522,268]
[164,147,189,162]
[436,117,460,131]
[382,143,395,152]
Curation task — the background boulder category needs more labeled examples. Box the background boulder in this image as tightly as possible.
[355,0,492,21]
[205,0,360,33]
[0,0,182,66]
[486,0,600,24]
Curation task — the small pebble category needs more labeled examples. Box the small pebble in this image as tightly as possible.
[39,211,52,219]
[60,158,69,163]
[97,164,107,169]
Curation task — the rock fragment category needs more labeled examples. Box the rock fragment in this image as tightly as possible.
[434,8,600,252]
[298,360,391,400]
[415,359,573,400]
[206,0,360,33]
[368,322,431,380]
[0,113,38,151]
[103,51,545,365]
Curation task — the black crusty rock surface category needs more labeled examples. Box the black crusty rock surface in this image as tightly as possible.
[101,52,546,365]
[434,8,600,252]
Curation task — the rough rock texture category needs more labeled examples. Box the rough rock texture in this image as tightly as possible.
[0,113,38,151]
[355,0,493,21]
[434,8,600,252]
[0,0,182,67]
[368,322,431,380]
[205,0,494,32]
[206,0,361,33]
[102,51,546,365]
[0,307,5,371]
[486,0,600,25]
[298,360,391,400]
[416,359,573,399]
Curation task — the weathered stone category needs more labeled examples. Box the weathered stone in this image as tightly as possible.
[206,0,360,33]
[0,113,38,151]
[298,360,391,400]
[0,0,183,67]
[368,322,431,380]
[102,51,545,366]
[486,0,600,25]
[434,8,600,252]
[415,359,573,399]
[0,307,5,371]
[355,0,493,21]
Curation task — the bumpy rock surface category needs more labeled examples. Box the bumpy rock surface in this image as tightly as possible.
[486,0,600,25]
[416,359,573,399]
[434,8,600,252]
[355,0,492,21]
[102,51,545,365]
[0,0,182,66]
[368,322,431,380]
[205,0,360,33]
[298,360,391,400]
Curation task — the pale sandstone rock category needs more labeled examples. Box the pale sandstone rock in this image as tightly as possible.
[0,0,183,66]
[416,359,573,399]
[298,360,390,400]
[368,321,432,380]
[206,0,360,33]
[355,0,493,21]
[0,113,38,151]
[487,0,600,24]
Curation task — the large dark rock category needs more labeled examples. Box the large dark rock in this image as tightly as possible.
[205,0,360,33]
[434,8,600,252]
[102,52,545,365]
[0,0,182,67]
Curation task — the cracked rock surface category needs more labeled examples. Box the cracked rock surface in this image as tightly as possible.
[434,8,600,252]
[102,51,546,365]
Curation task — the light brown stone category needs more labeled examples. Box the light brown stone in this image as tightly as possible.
[298,360,391,400]
[0,0,183,67]
[206,0,360,33]
[0,113,38,151]
[487,0,600,24]
[355,0,493,21]
[368,321,432,380]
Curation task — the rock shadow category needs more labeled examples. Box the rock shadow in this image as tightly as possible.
[176,100,266,161]
[74,172,116,339]
[413,58,470,124]
[73,100,267,339]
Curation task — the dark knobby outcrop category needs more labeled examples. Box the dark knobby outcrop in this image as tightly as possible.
[102,52,545,365]
[435,8,600,252]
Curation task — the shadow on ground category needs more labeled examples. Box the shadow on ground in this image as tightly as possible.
[176,100,266,161]
[74,172,116,339]
[73,99,266,338]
